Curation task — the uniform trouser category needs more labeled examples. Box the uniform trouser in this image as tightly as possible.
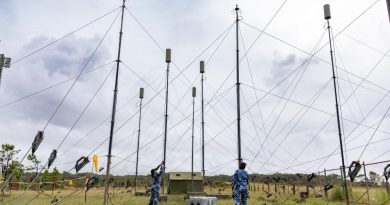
[148,188,160,205]
[233,189,248,205]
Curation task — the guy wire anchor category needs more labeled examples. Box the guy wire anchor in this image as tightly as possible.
[75,156,89,173]
[32,131,44,154]
[348,161,362,182]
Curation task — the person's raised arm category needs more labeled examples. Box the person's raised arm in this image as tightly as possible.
[157,161,165,177]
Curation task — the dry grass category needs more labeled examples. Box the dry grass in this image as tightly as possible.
[0,183,388,205]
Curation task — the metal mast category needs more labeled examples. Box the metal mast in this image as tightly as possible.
[191,87,196,192]
[163,48,171,163]
[162,48,171,194]
[235,4,242,166]
[103,1,126,204]
[200,61,205,179]
[135,88,144,194]
[323,4,349,205]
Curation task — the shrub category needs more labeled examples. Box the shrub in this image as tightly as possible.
[330,186,355,201]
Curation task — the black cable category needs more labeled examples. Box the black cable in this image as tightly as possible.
[5,11,121,205]
[310,88,390,172]
[358,103,390,160]
[11,7,121,65]
[338,77,388,98]
[327,0,382,47]
[0,61,114,111]
[42,10,121,131]
[285,45,390,172]
[241,83,390,138]
[238,0,290,65]
[113,83,237,172]
[240,90,297,167]
[253,79,332,173]
[335,28,390,58]
[238,24,268,155]
[98,67,237,175]
[369,148,390,163]
[86,20,238,161]
[60,71,166,162]
[121,61,190,120]
[110,113,193,170]
[244,80,390,173]
[65,67,191,173]
[242,20,390,97]
[193,90,272,166]
[126,7,235,87]
[54,188,83,205]
[331,26,349,165]
[9,62,112,203]
[56,65,115,150]
[273,136,390,173]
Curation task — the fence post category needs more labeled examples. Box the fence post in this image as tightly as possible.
[274,183,277,193]
[362,162,371,205]
[324,168,328,199]
[267,183,270,193]
[293,184,296,195]
[339,166,347,203]
[317,171,322,197]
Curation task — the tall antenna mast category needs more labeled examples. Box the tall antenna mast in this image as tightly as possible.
[163,48,171,165]
[135,87,144,194]
[191,87,196,192]
[103,0,126,204]
[162,48,171,194]
[323,4,350,205]
[235,4,242,167]
[200,61,205,180]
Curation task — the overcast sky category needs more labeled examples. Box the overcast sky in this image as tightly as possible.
[0,0,389,177]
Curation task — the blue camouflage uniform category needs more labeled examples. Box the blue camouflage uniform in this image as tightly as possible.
[149,166,165,205]
[231,168,249,205]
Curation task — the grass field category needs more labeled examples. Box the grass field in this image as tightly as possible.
[1,183,389,205]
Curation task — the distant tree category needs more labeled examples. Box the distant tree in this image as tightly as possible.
[51,167,60,182]
[51,167,60,194]
[42,170,51,182]
[27,154,41,173]
[0,144,22,195]
[0,144,21,179]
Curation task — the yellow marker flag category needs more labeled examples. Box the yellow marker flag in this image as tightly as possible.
[69,180,73,186]
[93,154,98,173]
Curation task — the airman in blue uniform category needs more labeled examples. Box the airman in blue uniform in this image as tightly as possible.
[231,160,248,205]
[149,161,165,205]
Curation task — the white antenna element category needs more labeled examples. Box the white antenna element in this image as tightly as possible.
[324,4,331,20]
[139,87,144,99]
[165,48,171,63]
[200,61,205,73]
[192,87,196,97]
